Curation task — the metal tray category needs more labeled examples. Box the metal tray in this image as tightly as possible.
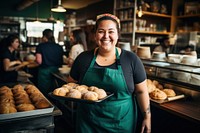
[49,92,114,104]
[150,94,185,104]
[0,83,54,121]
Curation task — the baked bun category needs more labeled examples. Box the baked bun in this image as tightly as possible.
[66,83,79,89]
[88,86,99,91]
[34,99,51,109]
[75,85,88,91]
[149,89,167,100]
[16,104,35,112]
[163,89,176,97]
[93,89,107,99]
[0,105,17,114]
[66,89,81,99]
[53,87,68,96]
[82,91,98,101]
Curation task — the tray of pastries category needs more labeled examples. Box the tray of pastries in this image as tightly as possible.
[49,83,114,104]
[0,84,54,120]
[147,79,185,104]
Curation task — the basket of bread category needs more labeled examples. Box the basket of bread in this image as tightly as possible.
[147,79,185,104]
[0,84,54,120]
[49,83,114,103]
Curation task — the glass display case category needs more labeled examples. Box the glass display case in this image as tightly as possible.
[142,59,200,92]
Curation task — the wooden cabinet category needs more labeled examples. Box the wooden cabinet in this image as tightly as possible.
[0,22,20,40]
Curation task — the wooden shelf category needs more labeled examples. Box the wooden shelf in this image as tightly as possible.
[177,14,200,18]
[135,31,170,35]
[141,11,172,18]
[115,6,134,10]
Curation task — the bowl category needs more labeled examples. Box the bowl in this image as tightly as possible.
[167,54,182,63]
[151,52,166,61]
[181,55,197,65]
[59,66,71,74]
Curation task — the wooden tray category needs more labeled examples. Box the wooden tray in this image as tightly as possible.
[150,94,185,104]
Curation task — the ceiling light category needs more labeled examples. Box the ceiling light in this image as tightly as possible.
[51,0,66,12]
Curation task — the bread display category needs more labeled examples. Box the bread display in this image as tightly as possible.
[0,84,52,114]
[162,89,176,97]
[149,89,167,100]
[52,83,108,101]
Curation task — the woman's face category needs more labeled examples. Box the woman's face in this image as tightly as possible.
[95,20,119,52]
[11,38,20,50]
[69,32,75,44]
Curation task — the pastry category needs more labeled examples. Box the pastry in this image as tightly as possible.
[147,82,156,93]
[66,83,79,89]
[163,89,176,97]
[149,89,167,100]
[0,105,17,114]
[66,89,82,99]
[88,86,99,91]
[16,103,35,112]
[93,88,107,99]
[34,99,51,109]
[82,91,98,101]
[75,85,88,92]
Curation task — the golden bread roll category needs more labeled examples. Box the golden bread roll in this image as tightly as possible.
[157,84,164,89]
[149,89,167,100]
[0,86,13,96]
[163,89,176,97]
[30,93,44,103]
[12,84,24,94]
[147,83,156,93]
[66,83,79,89]
[82,91,98,101]
[0,96,15,104]
[0,102,16,108]
[53,87,68,96]
[62,84,73,90]
[66,89,82,99]
[34,99,51,109]
[93,88,107,99]
[75,85,88,92]
[152,80,159,86]
[0,105,17,114]
[88,86,99,91]
[16,104,35,112]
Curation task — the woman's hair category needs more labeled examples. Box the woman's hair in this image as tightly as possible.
[95,13,120,33]
[72,29,87,51]
[6,34,19,47]
[43,29,55,43]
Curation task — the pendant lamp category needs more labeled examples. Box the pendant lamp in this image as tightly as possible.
[51,0,66,12]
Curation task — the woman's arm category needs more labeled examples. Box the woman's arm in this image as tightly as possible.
[135,79,151,133]
[3,58,22,71]
[36,53,42,64]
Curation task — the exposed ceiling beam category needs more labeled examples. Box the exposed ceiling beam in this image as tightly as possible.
[16,0,40,11]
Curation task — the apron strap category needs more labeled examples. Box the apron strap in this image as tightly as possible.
[89,47,121,69]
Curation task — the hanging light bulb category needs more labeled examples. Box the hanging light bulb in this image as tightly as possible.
[51,0,66,12]
[34,2,41,23]
[138,6,143,17]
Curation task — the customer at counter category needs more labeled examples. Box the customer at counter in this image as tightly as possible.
[0,34,23,83]
[64,29,87,67]
[36,29,63,97]
[68,13,151,133]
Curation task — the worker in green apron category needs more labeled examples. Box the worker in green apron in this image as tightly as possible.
[68,13,151,133]
[36,29,63,97]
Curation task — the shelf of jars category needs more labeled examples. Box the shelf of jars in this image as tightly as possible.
[177,14,200,18]
[141,11,172,18]
[135,31,170,35]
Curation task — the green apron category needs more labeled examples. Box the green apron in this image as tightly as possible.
[76,48,138,133]
[38,66,58,97]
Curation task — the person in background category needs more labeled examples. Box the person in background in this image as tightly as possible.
[36,29,64,96]
[153,36,171,55]
[0,34,23,83]
[180,45,197,57]
[64,29,87,67]
[68,13,151,133]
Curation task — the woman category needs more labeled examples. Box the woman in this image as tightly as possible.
[0,34,22,83]
[65,29,87,66]
[68,13,151,133]
[153,37,171,55]
[36,29,64,96]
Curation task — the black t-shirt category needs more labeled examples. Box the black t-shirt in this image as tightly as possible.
[70,49,147,94]
[36,42,64,68]
[0,48,18,83]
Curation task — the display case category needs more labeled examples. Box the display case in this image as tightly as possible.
[142,59,200,92]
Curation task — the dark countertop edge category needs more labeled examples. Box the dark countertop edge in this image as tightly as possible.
[151,100,200,124]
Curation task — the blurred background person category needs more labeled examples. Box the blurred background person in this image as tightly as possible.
[64,29,87,67]
[0,34,22,83]
[180,45,197,57]
[36,29,64,97]
[153,36,172,56]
